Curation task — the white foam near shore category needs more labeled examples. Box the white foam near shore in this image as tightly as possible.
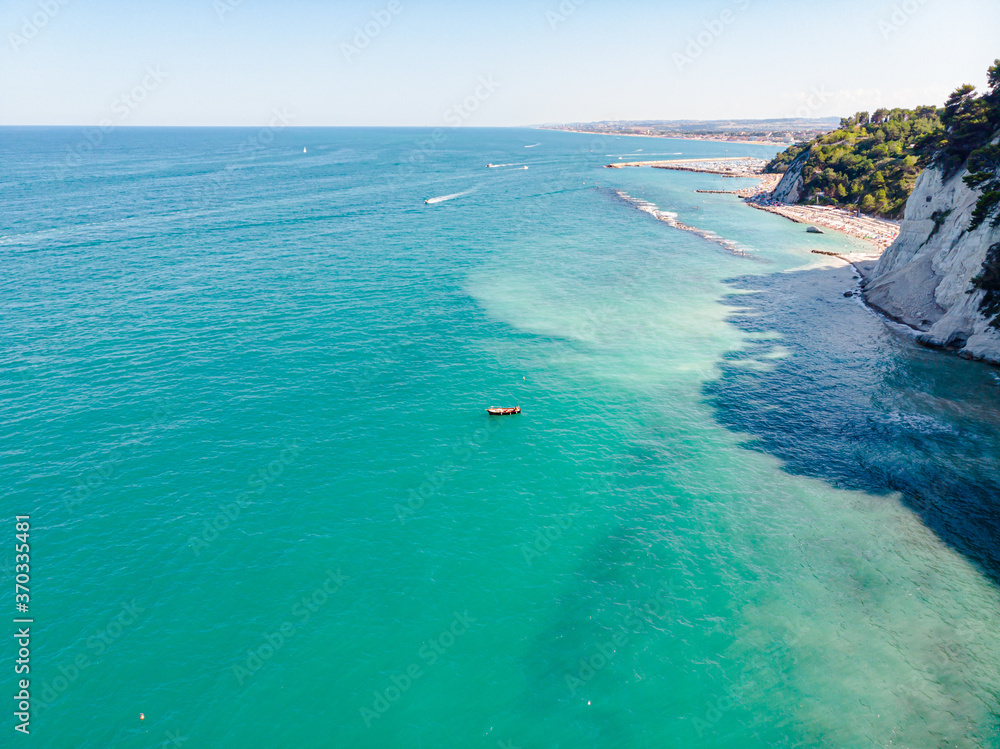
[747,200,900,251]
[614,190,752,258]
[612,155,900,252]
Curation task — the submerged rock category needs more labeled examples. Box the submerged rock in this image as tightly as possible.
[806,226,824,234]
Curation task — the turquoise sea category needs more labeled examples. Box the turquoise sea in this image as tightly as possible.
[2,127,999,747]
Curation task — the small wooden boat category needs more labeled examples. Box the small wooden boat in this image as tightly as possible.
[486,406,521,415]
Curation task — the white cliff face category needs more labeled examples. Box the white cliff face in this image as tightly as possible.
[864,162,1000,364]
[771,151,807,204]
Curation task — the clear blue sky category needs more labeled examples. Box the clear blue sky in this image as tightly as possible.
[2,0,997,126]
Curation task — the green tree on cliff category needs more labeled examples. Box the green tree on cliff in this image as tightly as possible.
[765,106,941,218]
[765,59,1000,221]
[959,59,1000,230]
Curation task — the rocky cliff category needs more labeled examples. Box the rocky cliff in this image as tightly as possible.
[863,150,1000,364]
[771,149,808,204]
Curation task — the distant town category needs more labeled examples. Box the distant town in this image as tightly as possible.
[537,118,842,145]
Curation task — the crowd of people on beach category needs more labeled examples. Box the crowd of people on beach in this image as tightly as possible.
[745,192,900,250]
[613,156,900,252]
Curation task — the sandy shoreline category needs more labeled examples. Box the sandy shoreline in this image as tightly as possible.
[610,156,900,252]
[544,128,793,146]
[746,200,899,251]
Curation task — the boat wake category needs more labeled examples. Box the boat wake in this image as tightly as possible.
[613,190,755,258]
[524,143,541,148]
[424,191,470,205]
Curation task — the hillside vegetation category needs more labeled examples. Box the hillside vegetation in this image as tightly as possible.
[765,107,942,218]
[765,59,1000,223]
[944,60,1000,324]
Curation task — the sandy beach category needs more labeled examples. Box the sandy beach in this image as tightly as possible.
[610,156,900,252]
[746,199,899,251]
